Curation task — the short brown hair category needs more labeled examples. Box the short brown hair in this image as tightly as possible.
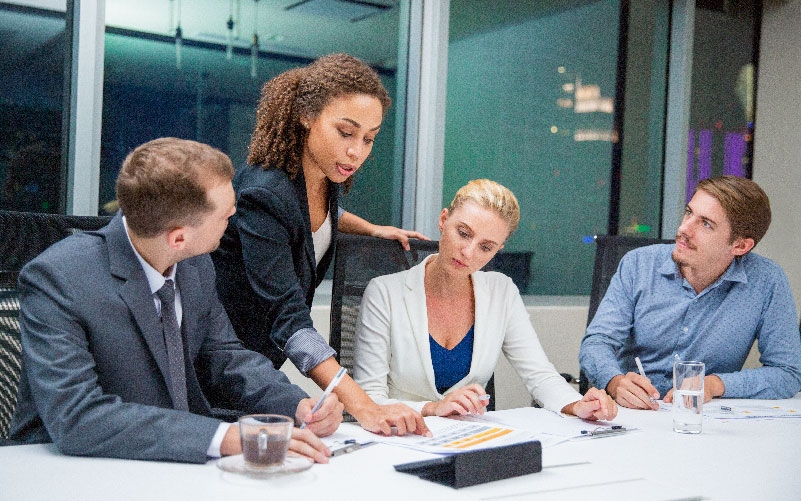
[247,53,391,192]
[448,179,521,237]
[694,175,771,248]
[116,138,234,237]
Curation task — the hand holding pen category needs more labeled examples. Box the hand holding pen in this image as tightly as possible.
[298,367,347,433]
[635,357,656,405]
[606,358,660,410]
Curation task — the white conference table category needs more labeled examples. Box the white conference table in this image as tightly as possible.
[1,395,799,501]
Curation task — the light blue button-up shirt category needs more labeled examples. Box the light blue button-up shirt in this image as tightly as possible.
[579,244,801,399]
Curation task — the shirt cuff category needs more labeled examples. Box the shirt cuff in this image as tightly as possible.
[206,422,234,458]
[715,372,744,398]
[285,328,337,376]
[337,206,345,220]
[583,359,623,393]
[537,390,584,416]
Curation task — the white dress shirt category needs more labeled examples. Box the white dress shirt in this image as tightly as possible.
[311,210,332,266]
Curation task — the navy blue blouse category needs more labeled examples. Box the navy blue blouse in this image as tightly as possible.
[429,325,475,394]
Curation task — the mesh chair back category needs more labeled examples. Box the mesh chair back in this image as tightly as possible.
[330,235,439,378]
[0,211,113,271]
[579,235,673,394]
[0,271,21,439]
[0,210,111,438]
[483,251,533,293]
[330,234,497,414]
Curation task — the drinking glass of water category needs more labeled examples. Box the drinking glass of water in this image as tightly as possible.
[672,360,705,434]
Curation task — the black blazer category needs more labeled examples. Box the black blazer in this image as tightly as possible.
[212,164,339,369]
[9,214,308,463]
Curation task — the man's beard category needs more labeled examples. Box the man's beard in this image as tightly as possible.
[670,234,687,268]
[672,233,692,268]
[671,250,687,268]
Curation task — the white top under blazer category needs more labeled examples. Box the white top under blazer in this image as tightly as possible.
[353,255,581,413]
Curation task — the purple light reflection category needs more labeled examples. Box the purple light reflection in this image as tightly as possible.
[723,132,747,177]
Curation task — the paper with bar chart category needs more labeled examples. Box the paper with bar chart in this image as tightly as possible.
[373,416,546,454]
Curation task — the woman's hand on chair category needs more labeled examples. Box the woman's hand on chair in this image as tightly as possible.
[371,225,430,251]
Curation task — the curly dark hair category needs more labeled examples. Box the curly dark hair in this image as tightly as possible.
[247,53,391,192]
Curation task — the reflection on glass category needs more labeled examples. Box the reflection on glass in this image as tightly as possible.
[686,4,758,201]
[100,0,406,230]
[444,0,621,294]
[615,0,669,239]
[0,4,69,213]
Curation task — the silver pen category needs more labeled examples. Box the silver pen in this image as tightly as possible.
[299,367,347,429]
[635,356,656,404]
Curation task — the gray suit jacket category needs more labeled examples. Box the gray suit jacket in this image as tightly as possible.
[8,214,308,463]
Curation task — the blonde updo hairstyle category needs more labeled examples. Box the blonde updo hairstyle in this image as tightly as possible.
[448,179,520,238]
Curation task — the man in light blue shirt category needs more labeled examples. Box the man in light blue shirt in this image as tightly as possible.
[580,176,801,409]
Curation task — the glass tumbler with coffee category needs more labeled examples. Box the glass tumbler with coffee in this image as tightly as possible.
[238,414,293,469]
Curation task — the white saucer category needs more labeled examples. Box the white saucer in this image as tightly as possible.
[217,454,313,478]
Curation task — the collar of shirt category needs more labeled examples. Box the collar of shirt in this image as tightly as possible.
[121,216,183,326]
[122,216,177,294]
[656,248,748,293]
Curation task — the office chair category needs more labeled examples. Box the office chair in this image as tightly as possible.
[330,234,497,417]
[578,235,674,394]
[0,210,112,440]
[483,250,533,293]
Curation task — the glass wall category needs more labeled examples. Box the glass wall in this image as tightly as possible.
[443,0,622,295]
[0,1,70,213]
[615,0,670,238]
[2,1,767,297]
[100,0,407,228]
[685,0,759,200]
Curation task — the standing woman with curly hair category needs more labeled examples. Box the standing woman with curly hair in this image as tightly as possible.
[211,54,430,436]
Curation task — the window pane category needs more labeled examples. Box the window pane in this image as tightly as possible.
[616,0,670,239]
[444,0,621,294]
[686,1,758,199]
[101,0,407,227]
[0,2,69,213]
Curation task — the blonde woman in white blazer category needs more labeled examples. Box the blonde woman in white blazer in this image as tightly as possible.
[354,180,617,419]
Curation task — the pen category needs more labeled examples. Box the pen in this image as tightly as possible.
[330,441,376,457]
[635,356,656,404]
[465,394,491,415]
[580,426,628,437]
[300,366,347,429]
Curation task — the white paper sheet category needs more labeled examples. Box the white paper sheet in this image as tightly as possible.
[456,407,637,443]
[705,402,801,419]
[366,416,539,454]
[659,400,801,419]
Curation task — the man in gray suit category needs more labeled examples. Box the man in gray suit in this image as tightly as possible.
[9,138,343,463]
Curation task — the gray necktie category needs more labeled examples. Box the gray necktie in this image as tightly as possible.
[155,279,189,411]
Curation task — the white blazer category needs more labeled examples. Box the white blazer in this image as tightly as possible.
[353,256,581,413]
